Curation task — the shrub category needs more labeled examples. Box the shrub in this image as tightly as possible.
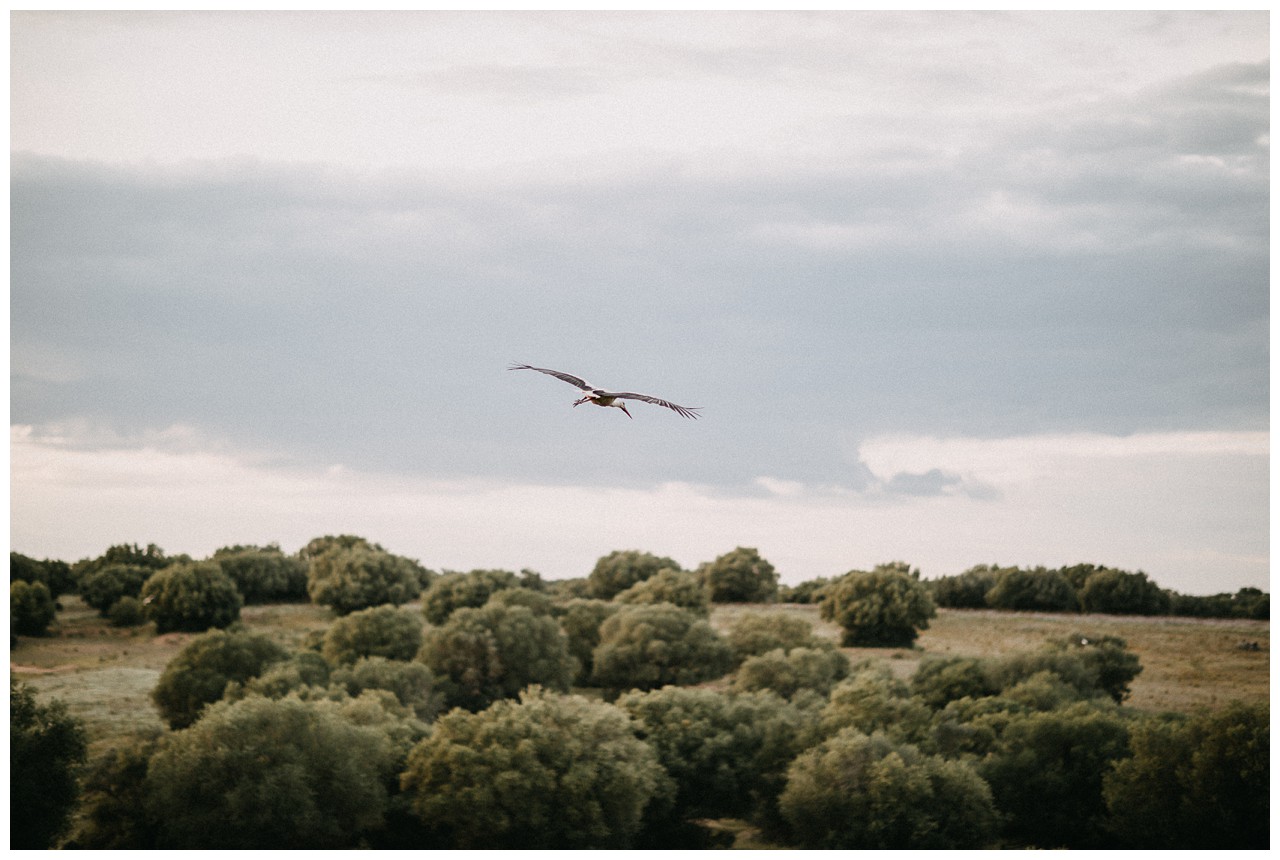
[1104,701,1268,849]
[779,729,998,849]
[591,603,734,696]
[614,568,709,616]
[978,701,1131,848]
[557,598,619,684]
[211,544,309,603]
[418,603,573,712]
[910,655,998,709]
[322,605,424,665]
[151,628,290,729]
[819,666,934,746]
[1079,568,1171,615]
[10,680,88,849]
[991,633,1142,704]
[67,731,161,849]
[11,579,56,636]
[10,551,75,597]
[926,564,1006,608]
[725,610,824,662]
[587,549,682,600]
[420,569,520,625]
[307,546,425,615]
[140,561,243,634]
[820,569,936,647]
[144,695,397,848]
[107,595,146,628]
[986,566,1080,612]
[78,563,152,615]
[698,546,779,603]
[777,576,832,604]
[733,647,851,699]
[618,686,815,823]
[486,585,555,616]
[330,657,439,721]
[400,688,667,849]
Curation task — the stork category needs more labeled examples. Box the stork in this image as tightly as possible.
[509,364,701,419]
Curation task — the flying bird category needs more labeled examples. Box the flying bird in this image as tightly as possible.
[509,364,701,419]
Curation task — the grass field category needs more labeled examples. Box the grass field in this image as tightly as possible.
[12,596,1270,755]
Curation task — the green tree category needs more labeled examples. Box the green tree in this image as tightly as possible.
[733,646,851,699]
[212,543,309,603]
[779,728,998,849]
[587,549,682,600]
[330,656,439,721]
[1079,568,1171,615]
[11,680,89,849]
[307,545,425,615]
[418,603,573,712]
[108,595,146,627]
[990,633,1142,704]
[698,546,779,603]
[725,610,825,662]
[927,564,1006,608]
[140,560,243,634]
[776,575,832,604]
[1103,701,1268,849]
[910,655,999,709]
[10,551,75,597]
[78,563,152,615]
[420,568,519,625]
[820,568,937,647]
[400,688,667,849]
[978,701,1131,848]
[66,731,162,849]
[151,628,290,729]
[986,566,1080,612]
[614,567,709,616]
[618,686,816,829]
[11,579,57,636]
[557,598,619,685]
[144,695,397,848]
[591,603,734,696]
[322,604,424,665]
[819,665,934,747]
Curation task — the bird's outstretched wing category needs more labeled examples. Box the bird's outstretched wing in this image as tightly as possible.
[603,391,702,419]
[508,363,593,391]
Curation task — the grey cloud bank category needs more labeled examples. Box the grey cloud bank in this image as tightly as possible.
[9,11,1269,593]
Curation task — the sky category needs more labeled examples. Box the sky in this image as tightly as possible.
[9,10,1270,595]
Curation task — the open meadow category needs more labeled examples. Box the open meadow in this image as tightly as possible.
[13,595,1269,756]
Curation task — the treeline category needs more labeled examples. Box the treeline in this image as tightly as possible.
[782,562,1269,620]
[9,541,1270,850]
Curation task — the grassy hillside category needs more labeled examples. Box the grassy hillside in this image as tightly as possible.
[12,596,1270,755]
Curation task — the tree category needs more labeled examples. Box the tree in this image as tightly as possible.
[400,688,667,849]
[78,563,152,616]
[151,628,290,729]
[1103,701,1268,849]
[140,560,243,634]
[614,567,709,616]
[927,564,1006,608]
[212,544,309,603]
[12,579,56,636]
[1079,568,1171,615]
[587,549,682,600]
[990,633,1142,704]
[307,545,425,615]
[557,598,619,685]
[590,603,734,696]
[820,568,936,647]
[144,695,397,848]
[420,568,519,625]
[986,566,1080,612]
[11,680,88,849]
[725,610,825,662]
[910,655,999,709]
[329,657,439,721]
[818,666,934,747]
[618,686,816,828]
[66,731,161,849]
[779,728,998,849]
[978,701,1131,848]
[777,575,832,604]
[10,551,75,597]
[322,604,424,665]
[418,603,573,712]
[733,646,851,699]
[698,546,779,603]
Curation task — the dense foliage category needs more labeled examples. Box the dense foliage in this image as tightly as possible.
[151,628,290,729]
[140,560,243,633]
[212,544,309,603]
[420,568,520,624]
[698,546,779,603]
[322,604,424,665]
[587,549,683,599]
[613,567,710,615]
[820,568,937,646]
[590,603,734,695]
[10,551,75,597]
[10,680,88,849]
[11,578,57,636]
[400,688,667,848]
[306,545,427,615]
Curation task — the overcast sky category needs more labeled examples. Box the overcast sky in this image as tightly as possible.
[10,11,1270,594]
